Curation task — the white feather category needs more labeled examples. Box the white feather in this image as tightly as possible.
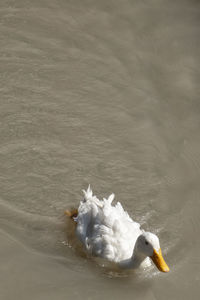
[74,186,169,272]
[76,186,141,262]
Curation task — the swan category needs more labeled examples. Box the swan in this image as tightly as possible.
[65,186,169,272]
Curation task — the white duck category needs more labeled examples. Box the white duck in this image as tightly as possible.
[65,186,169,272]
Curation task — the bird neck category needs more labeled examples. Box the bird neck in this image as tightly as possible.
[119,247,146,269]
[130,250,146,269]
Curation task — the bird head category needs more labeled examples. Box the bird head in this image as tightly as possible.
[137,232,169,272]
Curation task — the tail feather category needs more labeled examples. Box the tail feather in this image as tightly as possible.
[107,193,115,204]
[82,185,103,207]
[82,184,93,201]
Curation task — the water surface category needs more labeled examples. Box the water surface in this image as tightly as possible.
[0,0,200,299]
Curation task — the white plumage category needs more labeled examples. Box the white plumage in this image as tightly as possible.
[70,185,169,272]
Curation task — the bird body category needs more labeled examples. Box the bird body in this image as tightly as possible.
[66,186,169,272]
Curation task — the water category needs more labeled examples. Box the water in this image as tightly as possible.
[0,0,200,299]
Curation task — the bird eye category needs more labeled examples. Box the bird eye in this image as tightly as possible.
[145,241,149,245]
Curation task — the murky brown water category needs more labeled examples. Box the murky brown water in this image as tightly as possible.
[0,0,200,299]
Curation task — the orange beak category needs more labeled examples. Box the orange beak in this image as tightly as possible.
[150,248,170,273]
